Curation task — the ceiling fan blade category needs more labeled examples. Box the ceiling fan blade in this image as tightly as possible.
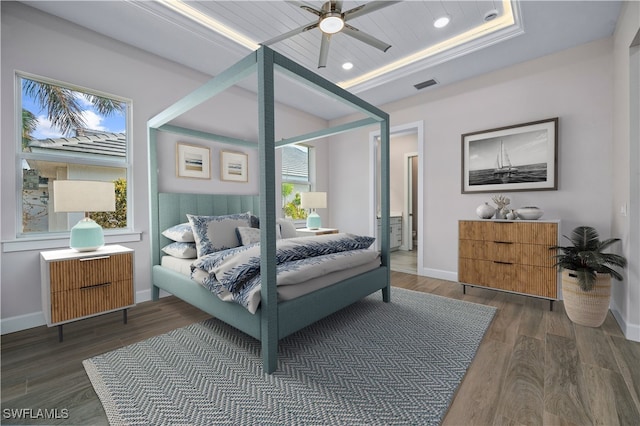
[342,24,391,52]
[284,0,322,16]
[343,1,401,21]
[318,34,331,68]
[262,21,318,46]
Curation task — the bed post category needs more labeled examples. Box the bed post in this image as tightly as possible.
[148,126,161,301]
[380,118,391,303]
[257,46,278,374]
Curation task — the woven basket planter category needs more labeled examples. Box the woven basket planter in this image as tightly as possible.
[561,270,611,327]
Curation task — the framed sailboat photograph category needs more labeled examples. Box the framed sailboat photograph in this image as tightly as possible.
[461,118,558,193]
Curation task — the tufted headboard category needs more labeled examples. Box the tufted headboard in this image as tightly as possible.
[152,192,260,266]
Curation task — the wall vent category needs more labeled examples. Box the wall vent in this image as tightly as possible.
[413,79,438,90]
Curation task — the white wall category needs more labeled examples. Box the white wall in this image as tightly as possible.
[0,2,328,332]
[611,1,640,340]
[330,33,639,340]
[329,39,618,284]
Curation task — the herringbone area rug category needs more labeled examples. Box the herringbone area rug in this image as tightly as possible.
[84,287,496,425]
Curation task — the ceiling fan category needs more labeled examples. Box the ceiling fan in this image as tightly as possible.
[262,1,401,68]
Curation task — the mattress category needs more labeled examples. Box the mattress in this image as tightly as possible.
[160,255,193,276]
[160,253,380,302]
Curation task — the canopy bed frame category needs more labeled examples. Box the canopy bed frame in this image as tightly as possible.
[148,46,390,373]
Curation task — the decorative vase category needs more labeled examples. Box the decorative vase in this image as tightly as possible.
[494,208,506,219]
[515,206,544,220]
[506,210,516,220]
[561,270,611,327]
[476,202,495,219]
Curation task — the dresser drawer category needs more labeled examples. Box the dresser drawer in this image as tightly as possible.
[49,253,132,292]
[460,239,521,263]
[489,261,520,292]
[520,244,556,267]
[517,265,557,298]
[51,279,134,323]
[518,222,558,245]
[458,258,488,286]
[483,222,518,243]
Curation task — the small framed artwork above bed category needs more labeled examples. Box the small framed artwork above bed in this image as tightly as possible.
[176,142,211,179]
[220,151,248,182]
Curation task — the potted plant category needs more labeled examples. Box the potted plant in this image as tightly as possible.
[552,226,627,327]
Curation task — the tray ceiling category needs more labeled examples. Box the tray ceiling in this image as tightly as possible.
[22,1,622,120]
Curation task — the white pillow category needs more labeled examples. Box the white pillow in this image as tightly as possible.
[161,242,197,259]
[161,223,194,242]
[236,226,282,246]
[277,218,298,239]
[187,212,252,257]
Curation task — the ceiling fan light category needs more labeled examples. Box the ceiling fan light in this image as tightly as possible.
[319,14,344,34]
[433,15,451,29]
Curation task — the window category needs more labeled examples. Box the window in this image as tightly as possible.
[281,144,312,220]
[17,73,131,236]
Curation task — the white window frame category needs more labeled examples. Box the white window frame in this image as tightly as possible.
[281,144,316,227]
[8,71,138,251]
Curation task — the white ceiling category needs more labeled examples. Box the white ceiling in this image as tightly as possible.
[22,1,622,120]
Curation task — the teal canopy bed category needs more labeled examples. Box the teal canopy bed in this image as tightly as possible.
[148,46,391,374]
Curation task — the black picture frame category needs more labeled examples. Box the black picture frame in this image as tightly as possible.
[461,117,558,194]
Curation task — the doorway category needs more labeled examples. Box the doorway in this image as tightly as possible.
[404,153,419,251]
[369,121,424,275]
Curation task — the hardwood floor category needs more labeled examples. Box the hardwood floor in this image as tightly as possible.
[2,273,639,425]
[391,272,640,425]
[390,249,417,274]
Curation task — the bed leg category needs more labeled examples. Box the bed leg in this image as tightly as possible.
[262,321,278,374]
[152,285,160,301]
[382,286,391,303]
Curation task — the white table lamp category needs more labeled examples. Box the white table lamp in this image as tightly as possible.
[300,192,326,230]
[53,180,116,251]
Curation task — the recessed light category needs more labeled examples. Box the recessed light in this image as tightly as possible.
[342,62,354,70]
[484,9,499,22]
[433,15,450,28]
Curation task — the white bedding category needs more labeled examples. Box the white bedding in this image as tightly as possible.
[161,234,380,313]
[161,254,380,302]
[160,255,193,276]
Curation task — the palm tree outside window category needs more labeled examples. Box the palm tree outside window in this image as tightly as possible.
[17,73,131,236]
[281,144,312,221]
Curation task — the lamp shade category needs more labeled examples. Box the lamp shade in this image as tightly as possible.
[300,192,327,209]
[300,192,326,229]
[53,180,116,251]
[53,180,116,213]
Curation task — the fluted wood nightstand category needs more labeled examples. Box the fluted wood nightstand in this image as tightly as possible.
[296,228,339,236]
[40,244,135,341]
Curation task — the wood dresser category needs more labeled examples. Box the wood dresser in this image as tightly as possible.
[458,220,559,309]
[41,244,135,341]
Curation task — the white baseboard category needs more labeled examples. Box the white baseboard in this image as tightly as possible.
[1,289,156,335]
[0,311,46,335]
[611,304,640,343]
[419,267,458,283]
